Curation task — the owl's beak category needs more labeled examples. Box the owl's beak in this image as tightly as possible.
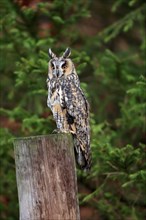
[56,69,60,77]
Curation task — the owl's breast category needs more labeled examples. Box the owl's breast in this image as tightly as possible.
[47,79,64,110]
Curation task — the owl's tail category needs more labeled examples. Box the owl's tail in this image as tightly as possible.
[73,134,91,171]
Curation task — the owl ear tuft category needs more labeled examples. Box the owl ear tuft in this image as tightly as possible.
[48,48,56,59]
[62,48,71,58]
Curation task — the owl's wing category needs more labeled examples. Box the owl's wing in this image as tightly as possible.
[63,76,91,170]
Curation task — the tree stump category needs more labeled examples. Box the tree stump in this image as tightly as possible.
[13,134,80,220]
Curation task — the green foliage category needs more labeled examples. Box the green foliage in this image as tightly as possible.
[0,0,145,219]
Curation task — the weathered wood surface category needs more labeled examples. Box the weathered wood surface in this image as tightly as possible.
[14,134,80,220]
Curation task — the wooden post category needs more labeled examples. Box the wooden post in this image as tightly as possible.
[13,134,80,220]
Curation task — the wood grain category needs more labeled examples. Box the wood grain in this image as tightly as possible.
[14,134,80,220]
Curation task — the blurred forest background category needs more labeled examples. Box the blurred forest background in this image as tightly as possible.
[0,0,146,219]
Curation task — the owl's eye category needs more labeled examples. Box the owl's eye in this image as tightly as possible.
[61,62,68,69]
[51,62,55,69]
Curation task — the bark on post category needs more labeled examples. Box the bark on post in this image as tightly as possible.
[13,134,80,220]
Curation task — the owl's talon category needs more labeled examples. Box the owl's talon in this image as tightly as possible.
[52,129,60,134]
[52,128,70,134]
[59,129,70,134]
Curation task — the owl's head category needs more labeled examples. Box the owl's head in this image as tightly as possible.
[48,48,75,79]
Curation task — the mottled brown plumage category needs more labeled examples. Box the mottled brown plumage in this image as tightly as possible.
[47,48,91,170]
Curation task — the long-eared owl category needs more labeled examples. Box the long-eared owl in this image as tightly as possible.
[47,48,91,171]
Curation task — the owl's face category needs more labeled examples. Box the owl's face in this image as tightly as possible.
[48,48,74,79]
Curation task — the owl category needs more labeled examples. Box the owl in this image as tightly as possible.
[47,48,91,171]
